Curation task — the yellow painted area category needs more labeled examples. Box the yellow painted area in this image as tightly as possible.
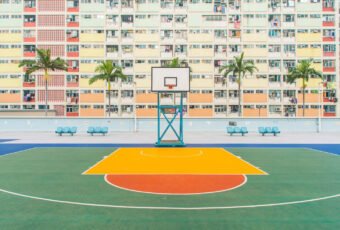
[79,78,105,88]
[84,148,267,175]
[243,48,268,58]
[296,48,322,58]
[191,63,213,73]
[134,48,160,58]
[188,49,214,57]
[80,33,105,43]
[242,33,267,42]
[0,48,21,57]
[191,79,214,88]
[243,78,268,88]
[0,64,21,73]
[0,78,21,88]
[0,34,22,43]
[79,48,105,58]
[256,63,268,73]
[134,63,157,73]
[188,34,213,42]
[311,63,322,72]
[296,33,322,42]
[296,78,322,88]
[134,34,159,42]
[79,63,97,73]
[135,78,151,88]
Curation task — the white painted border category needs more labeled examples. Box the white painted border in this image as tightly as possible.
[221,148,269,175]
[304,148,340,157]
[81,148,120,175]
[104,174,248,196]
[0,147,37,158]
[0,146,338,210]
[0,188,339,210]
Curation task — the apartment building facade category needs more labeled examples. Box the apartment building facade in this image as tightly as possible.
[0,0,338,118]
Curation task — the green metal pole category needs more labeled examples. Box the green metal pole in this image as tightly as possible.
[157,92,160,145]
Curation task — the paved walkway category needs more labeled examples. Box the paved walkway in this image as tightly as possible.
[0,131,339,144]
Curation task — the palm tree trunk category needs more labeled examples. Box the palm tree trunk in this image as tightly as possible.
[302,78,305,117]
[238,72,241,117]
[108,81,111,117]
[44,70,48,117]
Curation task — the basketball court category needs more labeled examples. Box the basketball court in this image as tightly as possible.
[0,68,339,229]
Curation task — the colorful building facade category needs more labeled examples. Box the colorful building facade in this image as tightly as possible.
[0,0,338,118]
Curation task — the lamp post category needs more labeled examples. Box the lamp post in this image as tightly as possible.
[318,82,323,133]
[133,81,137,132]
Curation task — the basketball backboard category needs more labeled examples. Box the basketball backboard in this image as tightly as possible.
[151,67,190,92]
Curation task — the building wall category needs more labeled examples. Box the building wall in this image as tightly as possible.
[0,0,338,118]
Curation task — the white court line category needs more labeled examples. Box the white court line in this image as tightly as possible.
[0,188,339,210]
[0,147,37,158]
[221,148,269,175]
[81,148,120,175]
[305,148,340,157]
[104,174,247,196]
[139,149,204,158]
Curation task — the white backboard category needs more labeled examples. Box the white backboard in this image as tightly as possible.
[151,67,190,92]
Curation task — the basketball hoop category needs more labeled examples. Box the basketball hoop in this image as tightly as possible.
[167,84,175,90]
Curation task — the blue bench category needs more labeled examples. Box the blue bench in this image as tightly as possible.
[227,127,248,136]
[87,126,109,136]
[258,127,281,136]
[55,127,77,136]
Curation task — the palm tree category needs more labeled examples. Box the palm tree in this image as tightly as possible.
[165,57,188,68]
[287,59,322,117]
[219,52,258,117]
[19,49,68,116]
[89,60,127,117]
[164,58,192,103]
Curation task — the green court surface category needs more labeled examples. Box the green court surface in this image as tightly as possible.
[0,147,339,230]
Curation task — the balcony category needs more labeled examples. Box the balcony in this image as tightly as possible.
[322,21,334,27]
[323,51,335,57]
[24,22,36,27]
[67,66,79,73]
[24,7,36,12]
[67,21,79,27]
[67,81,79,87]
[67,51,79,58]
[323,66,335,72]
[23,51,35,57]
[23,82,35,87]
[66,112,79,117]
[24,37,36,42]
[67,37,79,42]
